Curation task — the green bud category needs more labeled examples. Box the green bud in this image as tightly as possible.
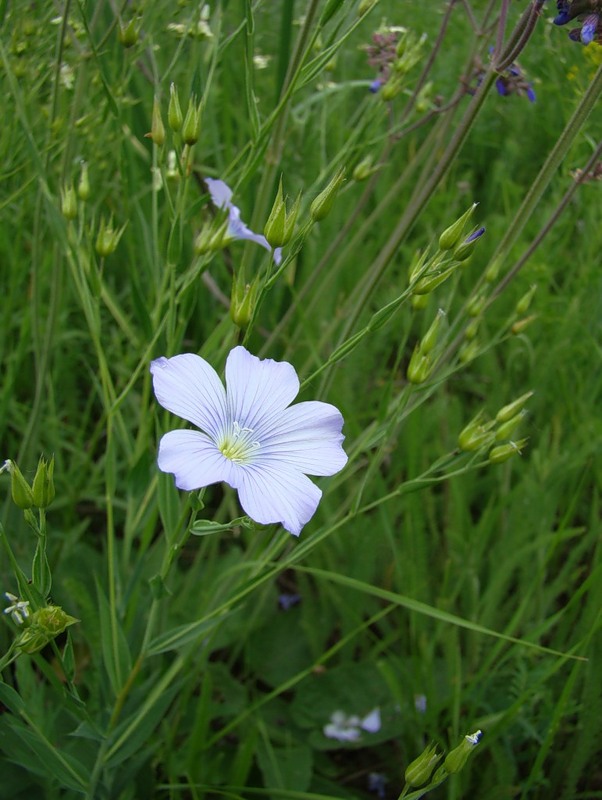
[496,391,534,423]
[358,0,378,15]
[150,96,165,146]
[31,455,55,509]
[511,314,537,335]
[443,730,482,774]
[458,412,496,452]
[182,96,202,145]
[61,184,77,221]
[405,743,442,788]
[168,83,183,132]
[420,308,445,354]
[413,265,457,295]
[415,81,433,113]
[381,75,403,101]
[408,249,430,284]
[411,293,429,310]
[464,317,480,341]
[466,293,486,317]
[458,338,479,364]
[118,18,139,48]
[488,439,528,464]
[230,277,260,329]
[515,284,537,316]
[310,167,346,222]
[5,460,34,510]
[439,203,477,251]
[16,605,79,654]
[453,226,485,262]
[264,178,300,247]
[77,161,90,201]
[495,409,527,442]
[407,345,432,384]
[352,156,377,182]
[485,257,501,282]
[95,217,126,257]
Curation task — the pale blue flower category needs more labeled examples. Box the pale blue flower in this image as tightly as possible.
[151,346,347,536]
[4,592,30,625]
[205,178,283,265]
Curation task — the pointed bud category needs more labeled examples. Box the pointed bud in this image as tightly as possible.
[168,83,183,132]
[458,412,496,452]
[411,293,429,310]
[495,409,527,442]
[464,317,480,341]
[466,293,486,317]
[515,284,537,316]
[264,178,300,247]
[149,96,165,146]
[443,730,482,774]
[118,18,139,48]
[31,455,55,509]
[182,96,202,145]
[413,265,457,295]
[453,226,486,261]
[5,460,34,510]
[420,308,445,354]
[60,184,77,220]
[77,161,90,201]
[310,167,346,221]
[485,257,501,282]
[352,156,377,182]
[95,217,126,257]
[381,75,404,101]
[496,391,534,423]
[407,345,432,384]
[458,338,479,364]
[405,744,442,788]
[230,277,260,328]
[488,439,528,464]
[511,314,537,335]
[439,204,478,251]
[358,0,379,15]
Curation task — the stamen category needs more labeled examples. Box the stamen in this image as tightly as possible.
[218,421,261,464]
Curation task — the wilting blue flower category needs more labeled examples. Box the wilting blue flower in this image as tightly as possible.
[323,708,381,742]
[151,346,347,536]
[205,178,282,265]
[553,1,602,43]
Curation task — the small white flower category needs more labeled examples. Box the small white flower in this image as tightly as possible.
[205,178,283,265]
[4,592,30,625]
[151,346,347,536]
[323,708,381,742]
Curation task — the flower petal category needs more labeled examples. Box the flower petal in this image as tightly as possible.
[158,429,234,490]
[150,354,227,440]
[205,177,233,209]
[225,347,299,432]
[234,462,322,536]
[258,401,348,476]
[227,215,282,265]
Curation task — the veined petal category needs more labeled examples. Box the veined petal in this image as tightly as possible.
[225,347,299,432]
[258,401,348,476]
[234,462,322,536]
[151,353,227,440]
[227,216,282,265]
[205,177,233,209]
[158,429,234,490]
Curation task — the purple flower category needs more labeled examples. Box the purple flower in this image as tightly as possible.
[205,179,282,265]
[151,346,348,536]
[553,1,602,43]
[278,592,301,610]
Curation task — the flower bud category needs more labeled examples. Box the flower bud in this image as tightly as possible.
[352,156,377,182]
[458,412,496,452]
[443,730,482,774]
[118,18,139,48]
[411,293,429,310]
[464,317,480,341]
[61,184,77,221]
[458,338,479,364]
[381,75,403,101]
[310,167,346,221]
[230,277,260,329]
[439,203,477,251]
[95,217,126,257]
[488,439,528,464]
[453,226,485,261]
[420,308,445,354]
[405,743,441,788]
[358,0,378,15]
[485,257,501,282]
[466,293,486,317]
[264,178,300,247]
[149,96,165,146]
[16,605,78,654]
[515,284,537,316]
[31,455,55,509]
[182,96,202,145]
[413,265,456,295]
[168,83,183,132]
[77,161,90,201]
[407,345,432,384]
[496,391,534,423]
[511,314,537,335]
[495,409,527,442]
[5,460,34,510]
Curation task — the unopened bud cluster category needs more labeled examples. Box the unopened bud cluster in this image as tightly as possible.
[148,84,202,149]
[458,391,533,463]
[407,309,445,384]
[15,605,78,654]
[402,730,482,795]
[410,204,485,302]
[3,457,55,511]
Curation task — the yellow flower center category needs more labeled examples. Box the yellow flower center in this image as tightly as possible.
[218,421,260,464]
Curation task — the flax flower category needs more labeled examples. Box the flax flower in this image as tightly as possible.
[205,178,283,265]
[151,346,347,536]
